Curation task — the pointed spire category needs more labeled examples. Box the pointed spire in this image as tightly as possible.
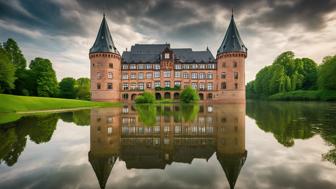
[90,15,119,54]
[217,12,247,55]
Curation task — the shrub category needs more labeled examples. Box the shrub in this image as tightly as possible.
[135,91,155,104]
[180,86,199,103]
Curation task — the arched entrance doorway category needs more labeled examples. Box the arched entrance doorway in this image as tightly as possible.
[199,93,204,100]
[173,92,180,99]
[207,93,213,100]
[164,92,171,99]
[131,94,137,100]
[155,93,162,100]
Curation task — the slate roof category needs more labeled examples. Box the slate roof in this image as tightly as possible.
[122,44,215,63]
[90,15,119,54]
[217,14,247,55]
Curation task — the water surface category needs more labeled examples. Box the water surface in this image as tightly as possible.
[0,101,336,189]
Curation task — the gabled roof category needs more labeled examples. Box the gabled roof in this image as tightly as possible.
[217,14,247,55]
[121,44,215,63]
[90,15,119,54]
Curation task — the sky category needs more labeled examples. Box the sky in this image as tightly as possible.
[0,0,336,82]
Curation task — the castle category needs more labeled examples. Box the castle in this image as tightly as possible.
[89,13,247,103]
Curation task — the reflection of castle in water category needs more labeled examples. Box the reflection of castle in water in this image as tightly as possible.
[89,104,247,189]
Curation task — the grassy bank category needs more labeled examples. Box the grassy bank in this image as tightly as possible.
[0,94,121,113]
[268,90,336,101]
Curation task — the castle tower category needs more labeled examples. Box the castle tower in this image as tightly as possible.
[216,12,247,103]
[89,15,121,102]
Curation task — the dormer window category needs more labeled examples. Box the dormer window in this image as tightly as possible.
[164,53,170,59]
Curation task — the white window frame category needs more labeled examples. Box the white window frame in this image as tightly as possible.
[130,73,136,79]
[146,72,152,79]
[165,81,170,88]
[207,73,213,79]
[138,72,144,79]
[108,72,113,79]
[154,71,160,78]
[164,71,171,78]
[174,71,181,78]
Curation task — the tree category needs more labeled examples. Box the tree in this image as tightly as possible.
[0,48,16,93]
[76,77,90,100]
[3,38,26,70]
[180,86,199,103]
[318,55,336,90]
[59,77,77,99]
[135,91,156,104]
[29,58,58,97]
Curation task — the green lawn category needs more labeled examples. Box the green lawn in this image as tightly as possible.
[268,90,336,101]
[0,94,121,113]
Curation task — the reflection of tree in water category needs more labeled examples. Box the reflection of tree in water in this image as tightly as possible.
[246,101,336,165]
[59,109,91,126]
[135,104,200,126]
[0,114,58,166]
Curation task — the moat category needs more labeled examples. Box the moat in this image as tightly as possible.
[1,101,336,189]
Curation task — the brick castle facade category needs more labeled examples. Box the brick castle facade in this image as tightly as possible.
[89,14,247,103]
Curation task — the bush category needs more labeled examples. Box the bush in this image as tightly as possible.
[135,91,156,104]
[180,86,199,103]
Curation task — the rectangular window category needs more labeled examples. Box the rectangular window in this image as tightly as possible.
[138,83,144,90]
[138,64,144,69]
[183,72,189,79]
[97,72,102,79]
[107,83,113,90]
[221,72,226,79]
[122,64,128,69]
[122,73,128,80]
[122,83,129,90]
[199,72,205,79]
[234,72,239,79]
[199,83,205,90]
[97,83,101,89]
[138,72,144,79]
[183,64,190,69]
[146,64,151,69]
[146,72,152,79]
[207,73,213,79]
[165,81,170,88]
[221,82,226,89]
[164,71,171,78]
[175,64,182,70]
[207,83,213,90]
[233,62,237,68]
[192,64,197,69]
[175,71,181,78]
[164,53,170,59]
[207,64,215,69]
[174,81,181,87]
[199,64,205,69]
[130,64,136,70]
[154,81,161,88]
[154,64,160,70]
[147,82,152,89]
[191,72,197,79]
[235,83,238,89]
[130,73,136,79]
[192,82,197,89]
[109,63,113,68]
[130,83,136,90]
[154,71,160,78]
[108,72,113,79]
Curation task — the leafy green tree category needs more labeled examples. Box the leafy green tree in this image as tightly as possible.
[180,86,199,103]
[135,91,156,104]
[318,55,336,90]
[29,58,58,97]
[3,38,26,70]
[76,77,90,100]
[0,48,16,93]
[59,77,77,99]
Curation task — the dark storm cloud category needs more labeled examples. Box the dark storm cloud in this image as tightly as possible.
[0,0,89,36]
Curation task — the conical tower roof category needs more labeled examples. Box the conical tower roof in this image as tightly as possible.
[217,13,247,55]
[216,151,247,189]
[89,151,118,189]
[90,15,119,54]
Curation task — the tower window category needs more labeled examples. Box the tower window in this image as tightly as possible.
[108,72,113,79]
[221,72,226,79]
[97,83,101,89]
[234,72,239,79]
[233,62,237,68]
[109,63,113,68]
[97,72,102,79]
[223,62,226,68]
[235,83,238,89]
[164,53,170,59]
[107,83,113,90]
